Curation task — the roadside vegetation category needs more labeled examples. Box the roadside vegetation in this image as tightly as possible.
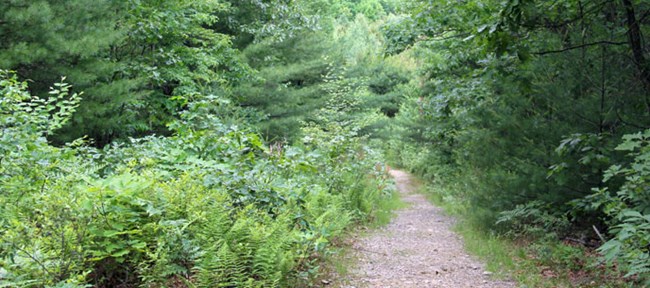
[386,1,650,286]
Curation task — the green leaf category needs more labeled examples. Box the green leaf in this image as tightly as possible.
[112,249,130,258]
[621,210,643,219]
[617,140,640,151]
[131,242,147,250]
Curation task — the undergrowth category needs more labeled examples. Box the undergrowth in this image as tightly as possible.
[368,184,406,228]
[421,180,637,288]
[0,71,395,287]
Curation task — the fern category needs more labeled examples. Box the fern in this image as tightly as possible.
[251,221,290,286]
[195,242,247,288]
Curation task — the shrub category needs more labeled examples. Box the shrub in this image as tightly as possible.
[0,71,394,287]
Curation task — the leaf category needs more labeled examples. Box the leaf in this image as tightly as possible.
[145,204,162,216]
[112,249,130,258]
[131,242,147,250]
[598,240,621,262]
[247,133,265,150]
[603,165,622,182]
[617,140,640,151]
[621,210,643,219]
[102,230,120,237]
[106,243,121,253]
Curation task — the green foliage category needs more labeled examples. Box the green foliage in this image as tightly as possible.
[573,130,650,282]
[380,14,418,56]
[219,0,322,46]
[496,201,571,240]
[1,71,90,287]
[386,0,650,284]
[1,0,137,145]
[354,0,386,20]
[58,0,254,145]
[10,0,650,284]
[2,0,326,145]
[235,31,333,140]
[0,72,394,287]
[235,13,408,142]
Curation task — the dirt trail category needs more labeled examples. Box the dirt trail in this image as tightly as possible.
[337,170,516,288]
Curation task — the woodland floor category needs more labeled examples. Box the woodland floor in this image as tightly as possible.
[331,170,517,288]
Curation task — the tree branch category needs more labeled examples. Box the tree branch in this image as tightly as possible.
[615,108,650,129]
[533,41,627,55]
[520,0,610,31]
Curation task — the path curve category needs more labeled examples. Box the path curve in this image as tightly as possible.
[340,170,516,288]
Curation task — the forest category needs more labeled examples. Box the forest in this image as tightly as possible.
[1,0,649,287]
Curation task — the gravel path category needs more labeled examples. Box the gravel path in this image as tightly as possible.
[338,170,516,288]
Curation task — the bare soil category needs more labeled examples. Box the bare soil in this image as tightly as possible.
[333,170,516,288]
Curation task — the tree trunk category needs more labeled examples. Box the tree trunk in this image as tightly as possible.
[621,0,650,103]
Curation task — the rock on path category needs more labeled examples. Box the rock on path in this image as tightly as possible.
[338,170,516,288]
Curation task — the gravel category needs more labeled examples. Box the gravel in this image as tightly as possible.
[334,170,517,288]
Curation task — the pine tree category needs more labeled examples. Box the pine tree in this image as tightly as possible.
[0,0,252,146]
[0,0,135,145]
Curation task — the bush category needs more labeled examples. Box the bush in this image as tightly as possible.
[576,130,650,283]
[0,71,394,287]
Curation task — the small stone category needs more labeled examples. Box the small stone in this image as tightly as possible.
[321,279,331,285]
[483,271,493,276]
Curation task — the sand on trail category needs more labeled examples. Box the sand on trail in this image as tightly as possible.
[336,170,516,288]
